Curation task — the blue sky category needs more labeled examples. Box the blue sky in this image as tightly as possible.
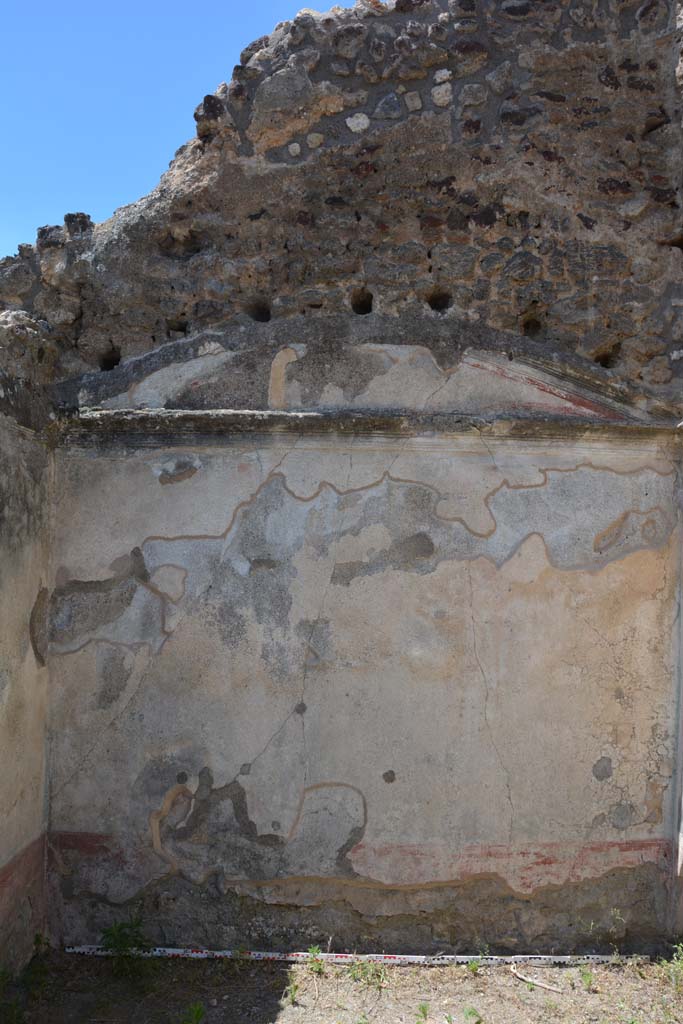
[0,1,303,257]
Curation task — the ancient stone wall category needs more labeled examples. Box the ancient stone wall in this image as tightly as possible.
[0,416,50,970]
[1,0,683,963]
[1,0,682,420]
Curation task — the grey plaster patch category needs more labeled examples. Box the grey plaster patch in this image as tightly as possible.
[260,637,295,683]
[609,801,637,830]
[208,602,248,649]
[49,548,150,649]
[157,457,201,486]
[593,756,613,781]
[133,751,204,810]
[286,344,394,405]
[332,530,435,586]
[296,618,333,667]
[50,577,139,647]
[95,644,133,709]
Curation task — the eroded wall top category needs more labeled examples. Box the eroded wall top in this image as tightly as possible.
[1,0,682,425]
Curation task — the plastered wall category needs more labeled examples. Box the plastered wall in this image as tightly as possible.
[2,0,683,968]
[45,423,682,953]
[0,416,50,970]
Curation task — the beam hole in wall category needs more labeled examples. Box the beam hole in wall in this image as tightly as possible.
[522,316,543,338]
[300,302,324,316]
[158,231,203,259]
[98,345,121,372]
[351,288,374,315]
[166,318,189,337]
[426,288,452,313]
[244,298,272,323]
[643,111,670,136]
[593,340,622,369]
[520,301,545,339]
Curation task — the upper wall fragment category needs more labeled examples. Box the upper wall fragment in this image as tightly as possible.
[1,0,682,425]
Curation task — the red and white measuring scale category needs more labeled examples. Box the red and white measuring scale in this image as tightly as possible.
[65,946,622,966]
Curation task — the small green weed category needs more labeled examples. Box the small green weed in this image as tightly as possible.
[0,966,23,1024]
[179,1003,205,1024]
[666,942,683,991]
[348,961,388,990]
[226,946,249,974]
[0,967,13,999]
[607,906,626,937]
[20,959,48,997]
[1,998,25,1024]
[579,966,595,992]
[12,932,50,1002]
[463,1009,483,1024]
[283,978,299,1006]
[20,935,50,997]
[307,945,325,975]
[416,1002,430,1022]
[101,915,150,977]
[466,959,481,976]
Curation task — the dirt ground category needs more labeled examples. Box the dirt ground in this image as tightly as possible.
[2,949,683,1024]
